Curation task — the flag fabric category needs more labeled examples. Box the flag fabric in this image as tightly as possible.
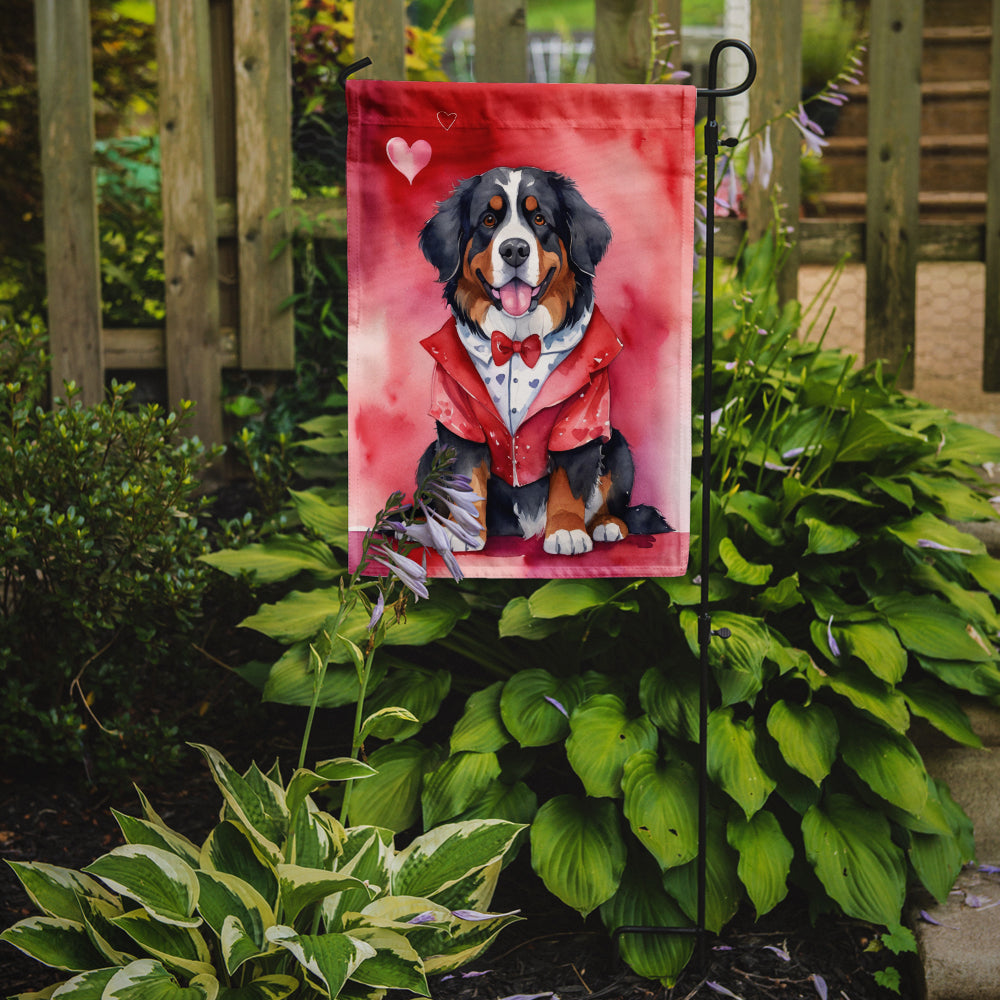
[347,80,696,578]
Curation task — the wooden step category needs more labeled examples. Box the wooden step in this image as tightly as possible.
[922,25,993,83]
[822,134,989,193]
[813,190,987,222]
[922,0,991,28]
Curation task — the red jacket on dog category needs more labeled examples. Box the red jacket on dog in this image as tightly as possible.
[421,306,622,488]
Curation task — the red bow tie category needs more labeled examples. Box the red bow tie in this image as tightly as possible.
[491,331,542,368]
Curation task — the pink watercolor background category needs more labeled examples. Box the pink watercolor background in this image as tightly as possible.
[347,81,695,578]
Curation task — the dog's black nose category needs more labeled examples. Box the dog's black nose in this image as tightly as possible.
[499,238,530,267]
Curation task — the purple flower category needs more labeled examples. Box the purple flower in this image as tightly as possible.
[791,104,829,156]
[826,616,841,658]
[367,590,385,631]
[369,544,429,600]
[812,974,828,1000]
[544,695,569,718]
[917,538,972,555]
[763,944,790,961]
[747,125,774,191]
[451,908,520,921]
[706,983,742,999]
[407,911,438,925]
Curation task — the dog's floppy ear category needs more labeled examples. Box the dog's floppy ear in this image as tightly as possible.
[560,180,612,277]
[419,175,481,282]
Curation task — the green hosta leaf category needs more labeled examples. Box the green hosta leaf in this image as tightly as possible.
[718,537,772,585]
[727,811,793,917]
[835,621,907,684]
[935,421,1000,464]
[260,643,387,709]
[530,795,626,917]
[347,740,442,832]
[200,822,278,910]
[191,746,287,863]
[909,828,966,905]
[755,573,804,614]
[527,579,619,617]
[265,926,375,998]
[803,517,859,556]
[680,610,770,706]
[346,926,428,994]
[285,759,376,822]
[453,779,538,827]
[111,908,214,978]
[707,708,776,818]
[621,751,699,871]
[835,410,927,463]
[112,812,201,868]
[499,670,584,747]
[886,512,985,556]
[392,820,524,901]
[103,959,218,1000]
[802,793,906,926]
[967,553,1000,597]
[277,865,374,925]
[916,655,1000,697]
[639,664,698,743]
[655,573,738,606]
[839,718,928,816]
[5,862,118,923]
[911,562,1000,633]
[288,488,348,545]
[216,975,299,1000]
[875,594,995,662]
[901,680,982,748]
[0,916,107,971]
[421,751,502,828]
[765,700,838,786]
[195,871,273,974]
[906,472,998,521]
[362,667,451,740]
[565,695,658,798]
[599,853,694,987]
[359,706,421,742]
[661,811,741,933]
[84,846,200,928]
[809,661,910,732]
[450,682,511,754]
[497,596,564,639]
[200,535,341,584]
[724,490,784,545]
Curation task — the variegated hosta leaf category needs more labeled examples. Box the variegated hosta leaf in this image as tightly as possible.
[450,681,511,754]
[499,669,585,747]
[566,695,658,799]
[195,871,274,974]
[276,865,373,927]
[265,926,375,998]
[802,793,906,926]
[599,854,694,987]
[4,861,118,922]
[391,820,524,901]
[661,811,742,934]
[706,707,776,819]
[727,810,793,917]
[112,810,202,868]
[288,802,343,870]
[45,966,118,997]
[347,740,442,833]
[214,975,299,1000]
[621,751,699,871]
[838,718,929,817]
[529,795,626,917]
[102,958,218,999]
[110,908,214,978]
[344,926,429,995]
[421,906,523,975]
[765,700,838,786]
[200,822,278,910]
[0,916,107,972]
[77,894,136,966]
[285,760,375,824]
[323,829,393,931]
[83,845,200,928]
[421,751,502,829]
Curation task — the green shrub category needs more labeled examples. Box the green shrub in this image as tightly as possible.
[1,743,524,998]
[0,317,220,783]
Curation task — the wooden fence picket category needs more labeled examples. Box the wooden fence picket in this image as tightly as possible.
[984,0,1000,389]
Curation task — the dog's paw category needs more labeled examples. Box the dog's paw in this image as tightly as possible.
[591,518,627,544]
[544,528,593,556]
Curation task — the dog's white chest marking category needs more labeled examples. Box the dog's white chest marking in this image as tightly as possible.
[457,308,592,435]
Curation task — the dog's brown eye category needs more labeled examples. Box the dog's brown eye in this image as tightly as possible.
[483,212,498,228]
[533,213,546,226]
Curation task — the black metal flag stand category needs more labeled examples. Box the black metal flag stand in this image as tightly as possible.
[341,38,758,974]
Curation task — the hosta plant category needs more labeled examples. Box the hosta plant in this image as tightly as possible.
[1,744,523,999]
[339,234,1000,984]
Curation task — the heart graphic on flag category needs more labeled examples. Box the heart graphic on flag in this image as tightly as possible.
[385,137,431,184]
[437,111,458,130]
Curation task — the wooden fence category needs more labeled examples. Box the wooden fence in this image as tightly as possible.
[33,0,1000,445]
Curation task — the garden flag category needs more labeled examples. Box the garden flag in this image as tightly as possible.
[347,80,696,578]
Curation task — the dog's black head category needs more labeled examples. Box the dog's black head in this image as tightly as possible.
[419,167,612,335]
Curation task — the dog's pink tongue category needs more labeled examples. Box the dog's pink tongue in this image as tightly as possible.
[498,278,533,317]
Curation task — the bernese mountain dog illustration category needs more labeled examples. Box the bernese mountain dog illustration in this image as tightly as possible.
[417,165,671,555]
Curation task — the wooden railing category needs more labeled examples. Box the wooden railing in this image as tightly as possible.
[32,0,1000,444]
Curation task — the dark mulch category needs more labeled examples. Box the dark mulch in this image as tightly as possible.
[1,749,915,1000]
